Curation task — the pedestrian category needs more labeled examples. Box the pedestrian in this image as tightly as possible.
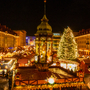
[9,77,12,89]
[6,73,8,80]
[2,70,5,77]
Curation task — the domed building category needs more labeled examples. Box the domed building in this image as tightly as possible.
[36,15,52,34]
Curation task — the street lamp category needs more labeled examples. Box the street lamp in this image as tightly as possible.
[48,76,55,84]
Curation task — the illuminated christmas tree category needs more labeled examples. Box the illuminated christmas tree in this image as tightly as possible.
[57,27,78,60]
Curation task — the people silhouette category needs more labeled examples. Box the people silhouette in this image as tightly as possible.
[2,70,5,77]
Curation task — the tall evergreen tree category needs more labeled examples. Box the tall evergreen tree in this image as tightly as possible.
[57,27,78,60]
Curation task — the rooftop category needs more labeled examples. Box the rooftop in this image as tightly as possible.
[0,24,17,36]
[83,59,90,64]
[16,67,74,80]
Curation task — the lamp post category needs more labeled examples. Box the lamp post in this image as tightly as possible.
[47,76,55,84]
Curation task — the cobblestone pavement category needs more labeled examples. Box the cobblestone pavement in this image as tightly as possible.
[0,77,9,90]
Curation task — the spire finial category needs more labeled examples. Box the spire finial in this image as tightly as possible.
[44,0,46,3]
[44,0,46,15]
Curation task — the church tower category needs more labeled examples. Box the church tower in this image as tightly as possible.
[35,0,53,65]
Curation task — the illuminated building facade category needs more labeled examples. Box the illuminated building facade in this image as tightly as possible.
[26,36,35,46]
[52,32,61,55]
[0,24,19,50]
[14,30,26,46]
[75,29,90,57]
[0,24,27,51]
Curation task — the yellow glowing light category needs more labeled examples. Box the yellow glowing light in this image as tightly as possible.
[1,63,3,65]
[5,66,8,69]
[69,66,71,68]
[0,70,2,72]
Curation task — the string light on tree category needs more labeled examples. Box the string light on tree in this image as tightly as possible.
[57,27,78,60]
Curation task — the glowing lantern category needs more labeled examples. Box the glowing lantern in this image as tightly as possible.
[48,76,55,84]
[5,66,8,69]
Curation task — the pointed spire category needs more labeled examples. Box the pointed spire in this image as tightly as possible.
[36,0,52,33]
[41,0,48,22]
[44,0,46,15]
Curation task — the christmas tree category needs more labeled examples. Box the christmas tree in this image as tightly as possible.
[57,27,78,60]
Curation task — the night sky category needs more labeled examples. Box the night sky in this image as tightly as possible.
[0,0,90,36]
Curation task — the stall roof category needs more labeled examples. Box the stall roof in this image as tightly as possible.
[18,59,28,64]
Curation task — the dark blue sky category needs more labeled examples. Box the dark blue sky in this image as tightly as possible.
[0,0,90,35]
